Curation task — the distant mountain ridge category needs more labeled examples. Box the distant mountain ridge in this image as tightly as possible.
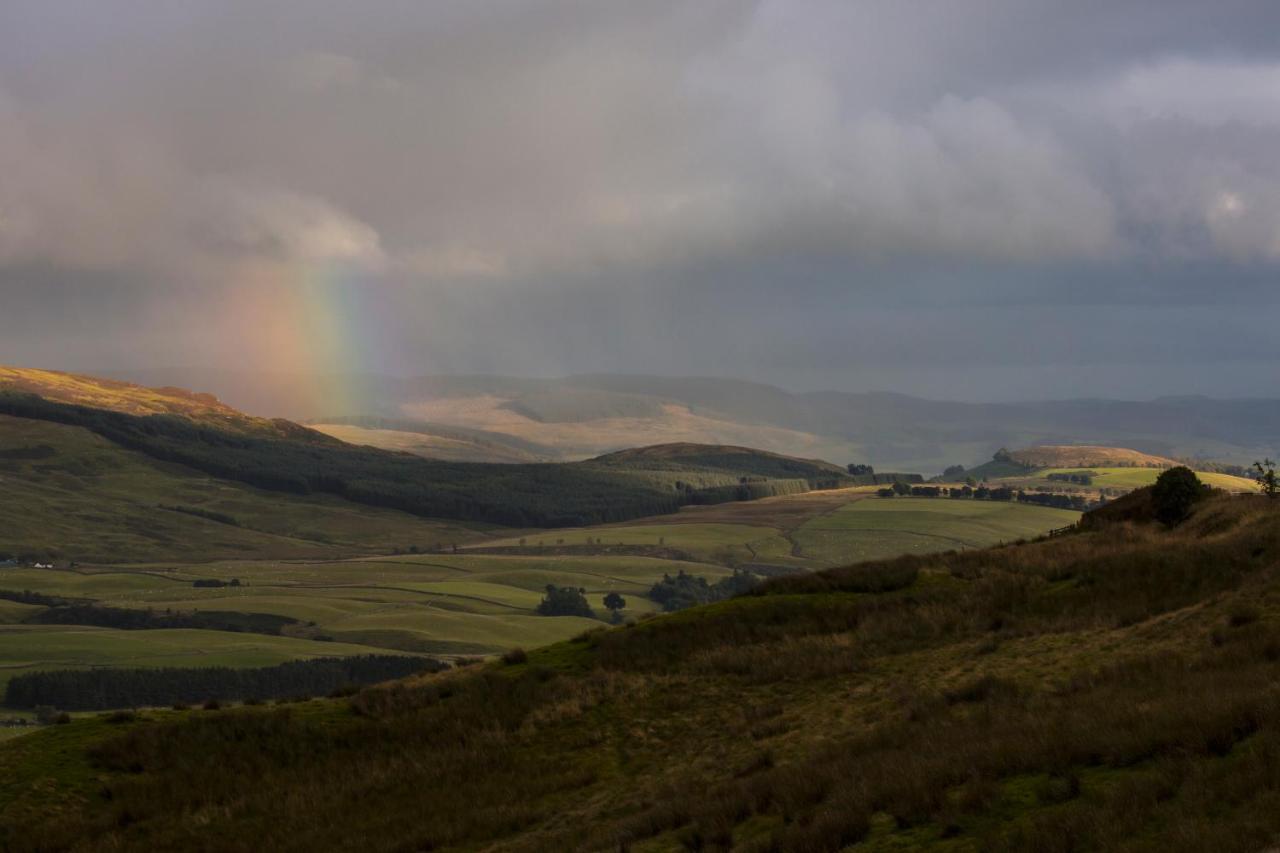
[100,368,1280,472]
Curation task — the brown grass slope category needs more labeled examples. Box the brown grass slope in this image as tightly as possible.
[3,492,1280,851]
[1009,444,1179,469]
[0,366,336,443]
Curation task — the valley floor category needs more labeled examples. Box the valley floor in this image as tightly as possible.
[0,492,1078,691]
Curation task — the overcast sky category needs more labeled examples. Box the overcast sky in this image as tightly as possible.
[1,0,1278,400]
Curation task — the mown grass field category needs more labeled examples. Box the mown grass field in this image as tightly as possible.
[0,625,389,693]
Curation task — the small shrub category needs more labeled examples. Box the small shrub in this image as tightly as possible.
[54,712,72,725]
[170,702,189,711]
[502,648,528,666]
[975,636,1001,655]
[105,710,137,724]
[944,675,1019,705]
[202,698,221,711]
[1227,603,1261,628]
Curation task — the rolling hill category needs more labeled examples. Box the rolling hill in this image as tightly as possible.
[1006,445,1179,468]
[958,444,1259,494]
[0,367,334,444]
[308,417,553,463]
[0,412,485,563]
[961,444,1179,482]
[0,365,870,540]
[2,491,1277,850]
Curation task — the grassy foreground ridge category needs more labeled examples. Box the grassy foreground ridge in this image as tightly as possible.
[2,491,1278,851]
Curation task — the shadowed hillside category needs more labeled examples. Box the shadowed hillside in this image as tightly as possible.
[4,491,1278,851]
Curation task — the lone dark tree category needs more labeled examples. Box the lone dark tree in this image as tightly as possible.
[602,592,626,622]
[535,585,595,618]
[1253,459,1278,499]
[892,480,911,496]
[1151,466,1209,527]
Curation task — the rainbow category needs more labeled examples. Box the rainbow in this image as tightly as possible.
[222,259,399,417]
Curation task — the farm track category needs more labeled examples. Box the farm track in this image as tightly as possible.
[785,498,857,559]
[799,526,979,549]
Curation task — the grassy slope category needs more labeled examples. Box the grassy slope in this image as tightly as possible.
[0,376,860,529]
[7,493,1278,851]
[0,626,391,694]
[0,406,1076,684]
[790,497,1079,564]
[0,414,486,562]
[1038,466,1259,492]
[0,367,244,419]
[0,366,329,442]
[0,551,728,666]
[309,423,546,463]
[470,493,1077,569]
[1008,445,1179,468]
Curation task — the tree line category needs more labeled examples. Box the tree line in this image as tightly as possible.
[4,655,443,710]
[877,483,1091,510]
[648,569,760,611]
[22,603,298,635]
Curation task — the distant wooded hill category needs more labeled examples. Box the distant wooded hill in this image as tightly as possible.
[103,368,1280,471]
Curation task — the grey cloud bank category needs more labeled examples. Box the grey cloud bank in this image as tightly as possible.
[0,0,1277,399]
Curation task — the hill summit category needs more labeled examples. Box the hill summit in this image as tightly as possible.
[0,366,238,418]
[0,366,331,443]
[1007,444,1179,469]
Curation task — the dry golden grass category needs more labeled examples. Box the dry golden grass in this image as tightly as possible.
[0,366,240,419]
[1009,444,1179,468]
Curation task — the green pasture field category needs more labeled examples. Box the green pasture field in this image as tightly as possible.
[791,496,1080,564]
[1036,467,1259,492]
[0,485,1080,700]
[470,522,797,566]
[0,625,389,693]
[0,552,725,677]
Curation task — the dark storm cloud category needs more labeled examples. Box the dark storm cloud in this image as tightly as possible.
[0,0,1278,397]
